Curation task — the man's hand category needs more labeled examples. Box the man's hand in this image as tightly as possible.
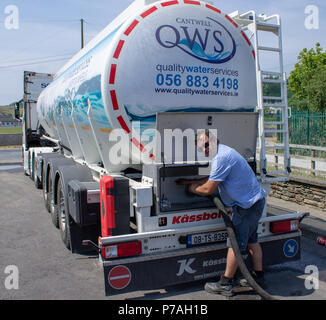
[176,176,209,185]
[188,182,200,194]
[175,178,194,185]
[188,180,220,196]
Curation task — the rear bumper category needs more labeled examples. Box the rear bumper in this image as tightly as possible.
[102,231,301,295]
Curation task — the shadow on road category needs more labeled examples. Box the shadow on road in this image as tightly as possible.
[124,267,320,300]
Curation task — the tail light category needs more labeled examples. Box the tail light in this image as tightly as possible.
[101,241,142,259]
[270,219,300,234]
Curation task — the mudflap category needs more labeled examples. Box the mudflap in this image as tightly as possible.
[103,232,301,296]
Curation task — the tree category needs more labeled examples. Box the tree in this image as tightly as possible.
[288,43,326,111]
[308,66,326,111]
[263,77,281,98]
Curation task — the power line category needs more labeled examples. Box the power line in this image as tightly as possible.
[0,19,80,23]
[83,19,106,31]
[0,20,79,63]
[1,53,76,65]
[0,56,72,70]
[1,19,100,65]
[19,19,80,23]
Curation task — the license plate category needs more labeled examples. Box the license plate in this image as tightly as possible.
[187,230,228,246]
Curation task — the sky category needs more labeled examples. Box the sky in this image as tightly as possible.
[0,0,325,105]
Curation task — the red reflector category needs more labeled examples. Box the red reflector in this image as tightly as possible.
[270,220,299,234]
[100,175,115,237]
[102,241,142,259]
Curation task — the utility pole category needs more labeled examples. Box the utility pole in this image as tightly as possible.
[81,18,84,49]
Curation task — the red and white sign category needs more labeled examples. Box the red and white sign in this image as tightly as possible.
[108,265,131,290]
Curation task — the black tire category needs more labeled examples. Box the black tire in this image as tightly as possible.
[57,177,71,249]
[33,157,42,189]
[42,167,50,213]
[49,173,59,228]
[29,153,34,181]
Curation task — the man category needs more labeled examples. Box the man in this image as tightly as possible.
[177,130,266,297]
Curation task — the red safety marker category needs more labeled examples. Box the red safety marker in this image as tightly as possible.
[109,64,117,84]
[141,6,158,18]
[113,40,125,59]
[108,265,131,290]
[110,90,119,110]
[225,14,238,28]
[317,237,326,246]
[100,175,115,237]
[161,0,179,7]
[124,19,139,36]
[116,115,130,134]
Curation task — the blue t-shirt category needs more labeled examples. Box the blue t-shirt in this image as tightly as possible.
[209,144,265,208]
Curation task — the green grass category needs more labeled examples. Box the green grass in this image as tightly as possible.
[289,169,326,182]
[264,165,326,182]
[0,105,23,117]
[0,105,23,134]
[0,105,15,116]
[0,127,22,134]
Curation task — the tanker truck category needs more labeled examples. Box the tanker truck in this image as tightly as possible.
[24,0,307,296]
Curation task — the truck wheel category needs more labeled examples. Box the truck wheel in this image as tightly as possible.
[33,157,42,189]
[57,177,71,249]
[42,167,50,213]
[25,150,31,177]
[30,153,35,181]
[49,172,59,228]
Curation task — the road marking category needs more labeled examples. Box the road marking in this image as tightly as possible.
[0,164,22,171]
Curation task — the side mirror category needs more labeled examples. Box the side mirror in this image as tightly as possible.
[14,103,20,120]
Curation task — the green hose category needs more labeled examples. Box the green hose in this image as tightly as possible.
[212,196,277,300]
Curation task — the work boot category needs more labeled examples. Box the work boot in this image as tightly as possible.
[204,275,235,297]
[238,270,266,289]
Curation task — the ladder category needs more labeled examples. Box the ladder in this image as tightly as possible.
[229,10,291,182]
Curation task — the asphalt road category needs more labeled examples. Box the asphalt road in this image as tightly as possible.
[0,147,21,164]
[0,150,326,303]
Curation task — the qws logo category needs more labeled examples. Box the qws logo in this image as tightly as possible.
[155,16,236,64]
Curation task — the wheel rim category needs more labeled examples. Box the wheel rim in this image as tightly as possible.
[31,156,34,180]
[48,173,54,213]
[59,183,66,232]
[34,159,37,181]
[44,184,48,202]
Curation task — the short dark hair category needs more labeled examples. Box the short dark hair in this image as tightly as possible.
[195,129,219,145]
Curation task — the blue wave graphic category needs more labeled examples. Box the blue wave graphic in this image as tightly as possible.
[178,39,231,62]
[49,75,111,130]
[73,75,111,129]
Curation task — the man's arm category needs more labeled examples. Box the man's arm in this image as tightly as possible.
[189,180,220,196]
[176,176,209,185]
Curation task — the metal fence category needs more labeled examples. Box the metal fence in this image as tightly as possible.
[287,111,326,147]
[261,143,326,178]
